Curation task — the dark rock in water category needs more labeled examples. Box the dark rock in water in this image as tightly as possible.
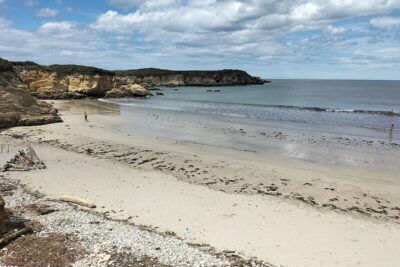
[156,92,164,96]
[214,90,221,92]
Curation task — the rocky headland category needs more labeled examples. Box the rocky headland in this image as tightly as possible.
[0,58,62,129]
[5,57,264,99]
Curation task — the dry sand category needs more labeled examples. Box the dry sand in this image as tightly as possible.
[1,100,400,266]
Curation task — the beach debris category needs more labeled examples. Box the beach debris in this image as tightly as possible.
[0,227,33,247]
[1,147,45,172]
[59,195,96,208]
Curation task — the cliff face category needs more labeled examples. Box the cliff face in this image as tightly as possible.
[13,62,115,99]
[6,59,264,99]
[115,68,264,87]
[0,59,62,129]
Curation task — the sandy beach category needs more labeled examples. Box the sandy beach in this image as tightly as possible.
[1,99,400,266]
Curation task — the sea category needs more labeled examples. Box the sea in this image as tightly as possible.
[103,80,400,135]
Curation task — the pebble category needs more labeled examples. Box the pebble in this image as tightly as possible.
[1,178,230,267]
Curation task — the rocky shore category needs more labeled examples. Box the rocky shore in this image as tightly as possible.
[0,56,263,127]
[0,58,62,129]
[4,57,264,100]
[0,174,269,266]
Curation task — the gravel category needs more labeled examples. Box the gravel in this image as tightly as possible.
[0,175,270,267]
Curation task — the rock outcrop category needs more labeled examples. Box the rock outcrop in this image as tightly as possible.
[0,58,62,129]
[3,57,264,99]
[13,62,115,98]
[104,84,149,98]
[115,68,265,87]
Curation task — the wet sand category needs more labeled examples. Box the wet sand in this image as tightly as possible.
[1,99,400,266]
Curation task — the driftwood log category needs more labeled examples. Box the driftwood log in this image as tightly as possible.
[2,146,46,171]
[59,195,96,208]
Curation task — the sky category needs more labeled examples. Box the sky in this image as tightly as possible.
[0,0,399,79]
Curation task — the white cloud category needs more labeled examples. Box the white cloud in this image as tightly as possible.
[0,0,400,79]
[370,16,400,28]
[34,8,58,17]
[93,0,400,35]
[290,2,321,21]
[325,25,348,35]
[141,0,179,10]
[38,21,75,33]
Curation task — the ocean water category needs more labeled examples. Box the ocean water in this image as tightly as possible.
[105,80,400,132]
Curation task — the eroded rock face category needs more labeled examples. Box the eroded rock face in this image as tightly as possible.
[0,86,62,129]
[13,62,115,98]
[7,59,264,99]
[0,59,62,129]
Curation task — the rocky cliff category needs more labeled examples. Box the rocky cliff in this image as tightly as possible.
[114,68,265,87]
[5,58,264,99]
[12,62,116,99]
[0,58,62,129]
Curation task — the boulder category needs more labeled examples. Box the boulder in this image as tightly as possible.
[0,58,62,129]
[0,86,62,129]
[104,84,150,98]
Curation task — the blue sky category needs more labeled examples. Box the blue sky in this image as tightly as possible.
[0,0,399,79]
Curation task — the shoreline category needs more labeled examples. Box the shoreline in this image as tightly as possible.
[1,99,400,266]
[9,100,400,221]
[2,139,400,266]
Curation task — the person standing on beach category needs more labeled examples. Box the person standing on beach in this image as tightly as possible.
[84,112,88,122]
[389,124,394,140]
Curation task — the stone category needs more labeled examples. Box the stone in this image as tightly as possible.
[104,84,150,98]
[0,58,62,129]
